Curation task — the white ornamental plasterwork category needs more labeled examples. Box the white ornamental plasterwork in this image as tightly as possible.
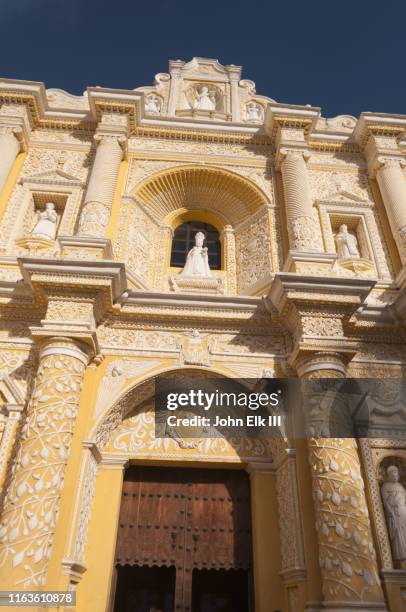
[97,327,180,351]
[30,130,93,146]
[113,198,158,286]
[126,159,178,193]
[0,351,36,399]
[309,169,372,202]
[308,151,366,168]
[0,350,87,587]
[235,207,272,292]
[45,89,90,111]
[301,316,344,338]
[129,137,270,161]
[94,359,162,418]
[315,115,357,133]
[308,437,384,603]
[276,456,305,570]
[104,399,274,461]
[290,213,324,252]
[21,149,91,182]
[72,452,98,564]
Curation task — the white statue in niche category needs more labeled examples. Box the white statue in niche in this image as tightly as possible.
[145,94,161,114]
[31,202,58,240]
[194,86,216,111]
[335,224,360,260]
[381,465,406,561]
[245,102,263,122]
[180,231,212,278]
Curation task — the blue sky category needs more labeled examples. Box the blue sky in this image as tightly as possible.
[0,0,404,118]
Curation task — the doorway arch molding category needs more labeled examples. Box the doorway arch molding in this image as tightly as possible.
[68,367,302,612]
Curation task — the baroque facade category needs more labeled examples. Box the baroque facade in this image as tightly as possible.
[0,57,405,611]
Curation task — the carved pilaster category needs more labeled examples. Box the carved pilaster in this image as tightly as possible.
[222,225,237,294]
[295,351,387,611]
[0,336,92,588]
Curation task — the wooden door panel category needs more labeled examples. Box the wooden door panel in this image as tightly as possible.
[114,467,253,611]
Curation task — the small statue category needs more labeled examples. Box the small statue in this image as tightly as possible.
[180,231,212,278]
[194,86,216,111]
[246,102,263,122]
[335,224,360,260]
[381,465,406,561]
[145,94,161,114]
[31,202,58,240]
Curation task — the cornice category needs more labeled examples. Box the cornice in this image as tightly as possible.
[354,112,406,149]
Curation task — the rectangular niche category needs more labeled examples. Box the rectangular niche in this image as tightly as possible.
[329,213,372,261]
[24,191,68,238]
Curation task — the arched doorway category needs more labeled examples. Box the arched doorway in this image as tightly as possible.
[112,465,253,612]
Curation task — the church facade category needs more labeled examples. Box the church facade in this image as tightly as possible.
[0,57,405,611]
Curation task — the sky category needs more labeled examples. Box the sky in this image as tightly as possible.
[0,0,404,119]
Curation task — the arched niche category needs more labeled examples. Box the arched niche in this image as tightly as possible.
[120,165,275,294]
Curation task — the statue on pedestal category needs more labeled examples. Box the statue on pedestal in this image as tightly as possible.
[31,202,58,241]
[335,224,360,260]
[180,231,212,278]
[381,465,406,561]
[245,102,263,122]
[194,86,216,111]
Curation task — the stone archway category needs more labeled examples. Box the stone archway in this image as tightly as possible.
[71,367,292,612]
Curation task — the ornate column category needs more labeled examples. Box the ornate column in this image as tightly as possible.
[355,113,406,265]
[78,134,125,237]
[280,149,323,252]
[295,351,387,611]
[0,103,31,193]
[0,336,92,589]
[374,158,406,262]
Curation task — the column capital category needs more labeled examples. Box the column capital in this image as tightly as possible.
[37,334,93,364]
[277,146,311,170]
[0,101,33,151]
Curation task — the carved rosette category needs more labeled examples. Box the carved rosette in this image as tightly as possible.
[0,337,91,588]
[297,352,386,609]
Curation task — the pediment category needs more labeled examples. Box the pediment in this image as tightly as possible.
[21,168,84,187]
[171,57,242,81]
[318,191,370,205]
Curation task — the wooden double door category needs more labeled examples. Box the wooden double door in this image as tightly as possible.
[112,466,253,612]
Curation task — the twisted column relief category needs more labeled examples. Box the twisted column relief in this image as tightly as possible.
[375,158,406,262]
[296,352,386,610]
[280,150,323,252]
[0,337,91,588]
[78,134,125,237]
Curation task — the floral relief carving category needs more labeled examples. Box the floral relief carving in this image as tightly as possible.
[235,208,272,291]
[0,349,87,587]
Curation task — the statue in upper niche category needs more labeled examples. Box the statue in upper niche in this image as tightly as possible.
[194,86,216,111]
[335,224,360,260]
[245,102,263,122]
[145,94,161,114]
[381,465,406,561]
[31,202,58,240]
[180,231,212,278]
